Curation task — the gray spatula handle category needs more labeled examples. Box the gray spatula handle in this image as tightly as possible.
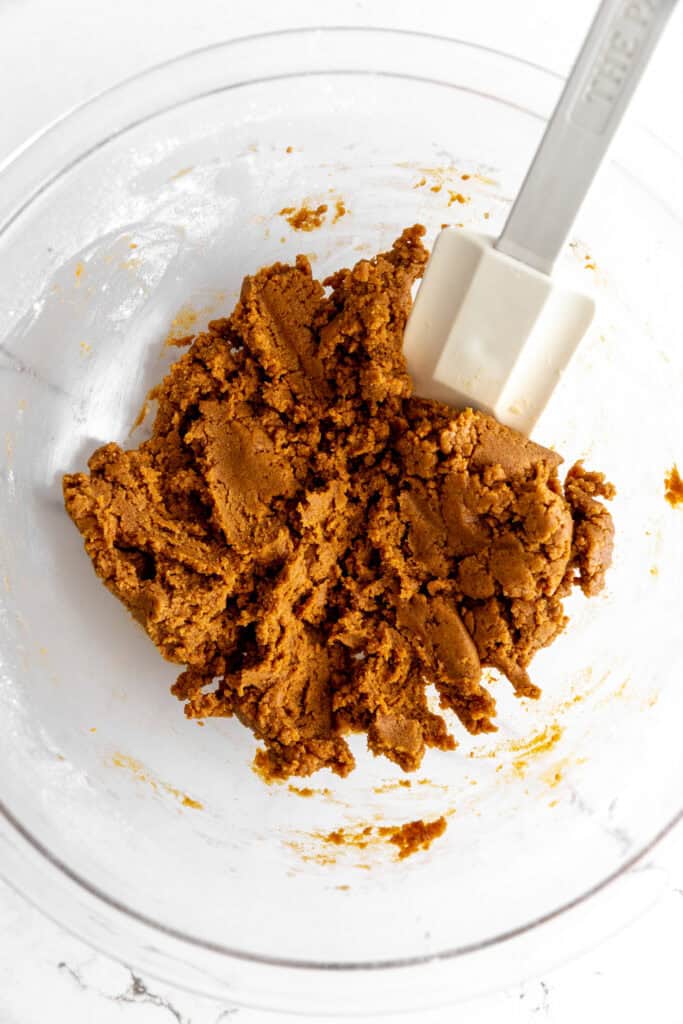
[496,0,677,275]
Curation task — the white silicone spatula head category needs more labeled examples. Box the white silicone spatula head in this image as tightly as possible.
[404,0,677,435]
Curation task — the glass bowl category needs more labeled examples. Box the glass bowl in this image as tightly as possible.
[0,28,681,1016]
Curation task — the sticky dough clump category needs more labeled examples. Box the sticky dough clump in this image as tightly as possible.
[63,227,615,780]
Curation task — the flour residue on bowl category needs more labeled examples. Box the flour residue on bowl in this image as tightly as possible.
[288,784,335,798]
[164,292,230,347]
[508,724,564,778]
[470,722,564,780]
[472,722,563,760]
[169,165,194,181]
[111,753,203,810]
[373,779,412,794]
[509,723,563,756]
[165,304,198,345]
[540,752,587,790]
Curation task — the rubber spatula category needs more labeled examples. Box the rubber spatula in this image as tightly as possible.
[403,0,677,436]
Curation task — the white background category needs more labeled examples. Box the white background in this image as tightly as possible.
[1,1,682,1022]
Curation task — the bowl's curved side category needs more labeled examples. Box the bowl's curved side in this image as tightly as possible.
[1,28,682,1014]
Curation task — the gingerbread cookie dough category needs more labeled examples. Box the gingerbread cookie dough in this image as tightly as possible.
[63,227,615,780]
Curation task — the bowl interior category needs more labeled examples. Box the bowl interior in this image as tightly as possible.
[0,31,682,976]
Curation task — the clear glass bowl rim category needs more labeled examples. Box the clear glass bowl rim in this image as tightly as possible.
[0,25,681,979]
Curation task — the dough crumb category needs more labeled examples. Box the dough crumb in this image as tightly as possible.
[280,203,328,231]
[320,817,447,859]
[63,227,615,782]
[665,464,683,507]
[378,816,448,859]
[333,198,348,223]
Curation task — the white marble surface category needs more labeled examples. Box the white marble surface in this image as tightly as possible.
[1,1,682,1020]
[2,826,683,1024]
